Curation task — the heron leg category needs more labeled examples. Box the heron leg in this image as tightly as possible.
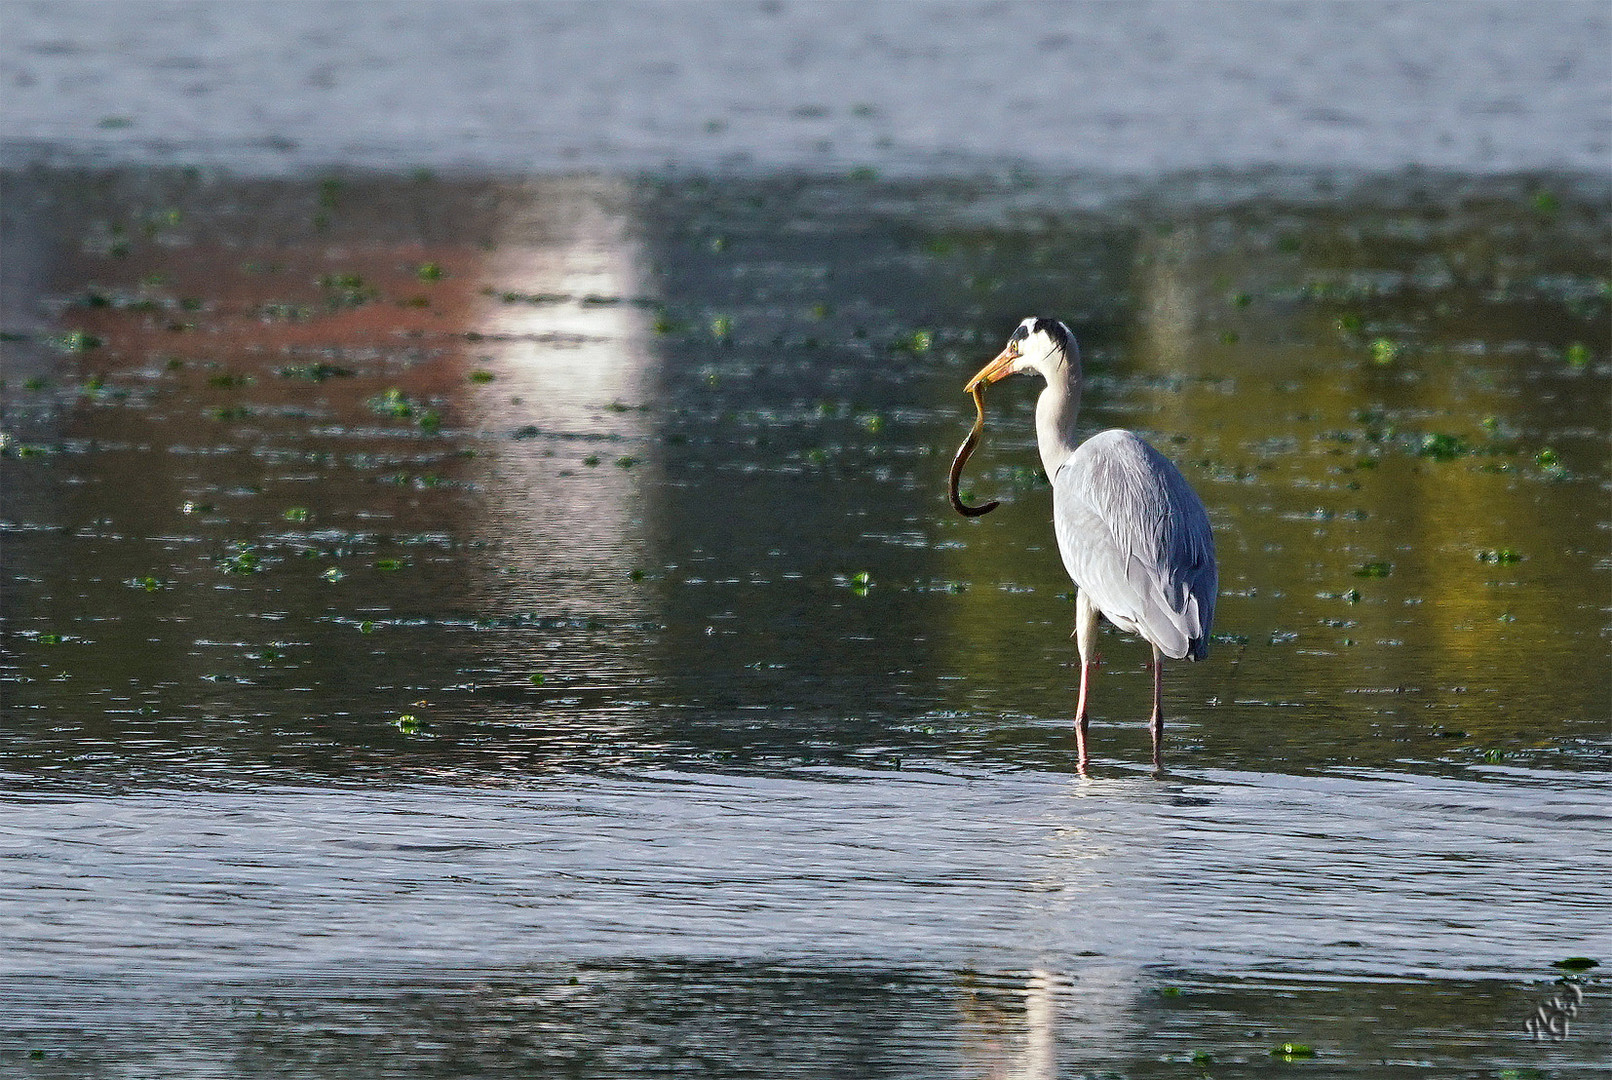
[1149,645,1165,774]
[1073,591,1100,773]
[1074,665,1093,773]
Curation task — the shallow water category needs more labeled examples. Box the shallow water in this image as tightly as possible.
[2,769,1609,1076]
[4,1,1609,176]
[2,166,1609,1075]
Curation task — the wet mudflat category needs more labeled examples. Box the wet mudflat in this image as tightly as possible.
[1,166,1609,1076]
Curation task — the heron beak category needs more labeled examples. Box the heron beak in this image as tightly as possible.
[965,345,1019,392]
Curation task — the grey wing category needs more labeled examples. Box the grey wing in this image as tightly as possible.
[1052,429,1217,660]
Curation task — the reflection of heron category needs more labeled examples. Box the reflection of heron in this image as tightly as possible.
[959,318,1217,773]
[955,968,1059,1080]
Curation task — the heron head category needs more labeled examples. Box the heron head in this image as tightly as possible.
[967,317,1075,390]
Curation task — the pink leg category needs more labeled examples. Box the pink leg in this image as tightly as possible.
[1072,591,1100,776]
[1074,659,1094,775]
[1149,646,1165,774]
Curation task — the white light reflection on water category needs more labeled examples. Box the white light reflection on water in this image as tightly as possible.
[2,765,1606,984]
[460,177,659,623]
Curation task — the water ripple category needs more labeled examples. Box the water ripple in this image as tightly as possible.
[3,766,1605,984]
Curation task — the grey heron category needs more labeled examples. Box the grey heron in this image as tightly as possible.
[951,317,1217,773]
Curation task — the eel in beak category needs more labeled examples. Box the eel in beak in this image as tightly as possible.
[947,342,1018,517]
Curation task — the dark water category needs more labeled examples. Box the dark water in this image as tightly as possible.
[2,166,1609,1076]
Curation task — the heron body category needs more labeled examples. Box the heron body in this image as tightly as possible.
[967,318,1217,772]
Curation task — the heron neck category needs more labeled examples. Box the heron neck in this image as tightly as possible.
[1035,361,1083,477]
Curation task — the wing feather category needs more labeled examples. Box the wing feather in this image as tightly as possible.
[1051,429,1217,660]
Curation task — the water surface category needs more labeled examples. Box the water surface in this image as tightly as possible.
[2,167,1609,1075]
[4,1,1607,176]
